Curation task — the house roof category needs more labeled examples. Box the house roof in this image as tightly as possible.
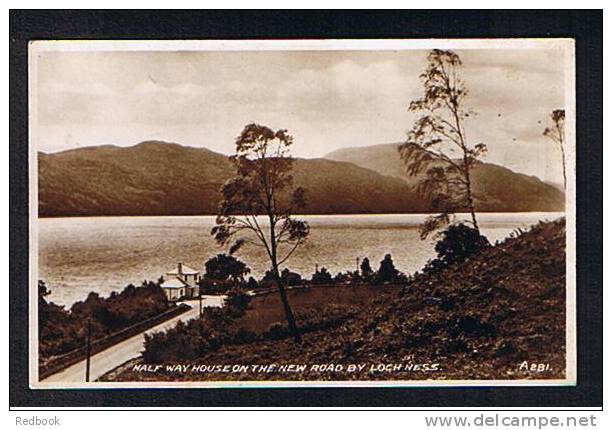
[167,263,199,276]
[160,278,188,290]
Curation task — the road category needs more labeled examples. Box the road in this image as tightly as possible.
[41,296,224,384]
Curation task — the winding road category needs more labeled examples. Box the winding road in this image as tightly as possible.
[40,296,224,385]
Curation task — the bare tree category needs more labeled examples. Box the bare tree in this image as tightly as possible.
[399,49,486,239]
[212,123,310,343]
[543,109,567,190]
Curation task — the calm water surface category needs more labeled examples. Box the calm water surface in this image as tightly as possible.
[38,213,563,306]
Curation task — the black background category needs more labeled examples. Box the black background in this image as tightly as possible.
[9,10,603,408]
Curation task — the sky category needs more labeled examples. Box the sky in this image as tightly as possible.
[33,46,569,184]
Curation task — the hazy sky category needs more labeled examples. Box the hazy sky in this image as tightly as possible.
[34,47,569,183]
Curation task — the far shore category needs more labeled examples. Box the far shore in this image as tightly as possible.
[37,210,566,220]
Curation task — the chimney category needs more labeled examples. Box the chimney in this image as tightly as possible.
[178,262,183,276]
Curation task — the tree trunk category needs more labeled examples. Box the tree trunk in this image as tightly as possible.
[273,264,302,344]
[453,101,480,234]
[269,215,302,344]
[466,182,479,232]
[463,162,479,233]
[559,141,567,190]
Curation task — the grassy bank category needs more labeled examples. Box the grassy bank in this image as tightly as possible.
[102,219,566,382]
[242,284,400,333]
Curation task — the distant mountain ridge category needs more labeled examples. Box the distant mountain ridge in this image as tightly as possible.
[38,141,428,217]
[38,141,564,217]
[325,143,565,213]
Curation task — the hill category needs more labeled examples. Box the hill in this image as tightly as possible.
[325,143,565,212]
[38,141,428,217]
[38,140,564,217]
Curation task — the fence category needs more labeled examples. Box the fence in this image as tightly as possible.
[39,303,191,380]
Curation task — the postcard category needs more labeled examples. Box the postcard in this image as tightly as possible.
[28,38,576,388]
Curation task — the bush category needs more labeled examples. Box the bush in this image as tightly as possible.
[431,223,490,269]
[142,306,260,362]
[143,320,213,362]
[360,257,374,280]
[311,267,333,285]
[246,276,259,290]
[229,326,258,344]
[39,280,171,361]
[260,268,303,287]
[261,305,359,341]
[204,254,250,283]
[263,322,288,340]
[281,268,303,286]
[296,305,358,332]
[141,300,361,363]
[376,254,400,283]
[224,287,251,316]
[198,278,236,295]
[334,271,351,284]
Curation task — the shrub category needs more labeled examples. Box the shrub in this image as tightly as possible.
[261,305,359,341]
[246,276,259,290]
[263,322,288,340]
[141,301,361,362]
[230,326,258,344]
[376,254,399,283]
[141,307,234,363]
[296,305,358,332]
[311,267,333,285]
[198,277,235,295]
[430,223,490,270]
[360,257,374,280]
[260,268,302,287]
[142,306,260,362]
[224,287,251,316]
[39,280,171,361]
[204,254,251,283]
[281,268,303,286]
[143,320,209,362]
[334,271,351,284]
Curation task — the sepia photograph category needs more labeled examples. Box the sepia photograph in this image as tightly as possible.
[28,38,576,388]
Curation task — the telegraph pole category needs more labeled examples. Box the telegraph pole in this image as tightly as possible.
[199,292,203,317]
[85,318,92,382]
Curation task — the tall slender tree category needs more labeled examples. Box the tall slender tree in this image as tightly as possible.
[399,49,486,239]
[543,109,567,190]
[212,123,310,343]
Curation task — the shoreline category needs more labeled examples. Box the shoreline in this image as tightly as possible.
[37,213,566,307]
[38,210,566,220]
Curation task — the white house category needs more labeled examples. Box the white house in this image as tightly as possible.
[160,262,201,301]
